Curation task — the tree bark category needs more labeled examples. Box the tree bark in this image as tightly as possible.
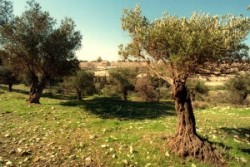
[8,82,13,92]
[76,88,82,101]
[167,78,224,166]
[122,88,128,101]
[29,76,47,104]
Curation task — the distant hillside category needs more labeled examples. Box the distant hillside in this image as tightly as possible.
[79,61,148,71]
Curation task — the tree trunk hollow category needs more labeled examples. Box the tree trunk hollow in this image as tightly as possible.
[167,78,224,166]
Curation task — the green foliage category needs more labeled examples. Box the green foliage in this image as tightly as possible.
[225,73,250,105]
[0,0,82,83]
[108,67,137,100]
[0,65,18,90]
[75,70,96,96]
[97,56,103,62]
[61,70,95,99]
[120,6,250,75]
[187,79,209,95]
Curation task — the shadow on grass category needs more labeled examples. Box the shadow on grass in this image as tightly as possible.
[60,96,176,120]
[0,85,29,95]
[219,127,250,154]
[43,91,76,101]
[219,127,250,141]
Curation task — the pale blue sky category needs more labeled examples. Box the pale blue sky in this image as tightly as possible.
[12,0,250,61]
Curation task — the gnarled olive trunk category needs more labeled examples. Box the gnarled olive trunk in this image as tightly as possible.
[167,78,224,166]
[29,76,47,104]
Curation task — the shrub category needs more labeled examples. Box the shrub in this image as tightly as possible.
[135,76,159,102]
[225,73,250,105]
[187,79,209,95]
[61,70,96,100]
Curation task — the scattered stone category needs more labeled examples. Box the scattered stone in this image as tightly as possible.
[212,135,217,139]
[129,146,133,154]
[89,135,97,139]
[191,164,196,167]
[24,157,30,162]
[240,157,247,163]
[35,138,41,142]
[145,163,152,167]
[165,151,170,157]
[17,148,22,153]
[69,155,76,160]
[33,156,40,163]
[18,138,26,144]
[9,149,16,154]
[122,159,128,165]
[234,138,241,143]
[112,154,117,158]
[109,148,115,153]
[101,144,109,148]
[85,157,92,166]
[4,133,10,138]
[6,161,13,166]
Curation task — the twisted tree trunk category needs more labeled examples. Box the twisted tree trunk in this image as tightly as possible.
[29,75,47,104]
[167,77,224,166]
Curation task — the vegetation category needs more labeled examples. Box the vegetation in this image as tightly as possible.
[0,85,249,166]
[0,1,250,166]
[0,65,17,91]
[119,5,250,164]
[225,73,250,105]
[0,0,82,103]
[61,70,96,101]
[108,67,137,101]
[135,76,160,102]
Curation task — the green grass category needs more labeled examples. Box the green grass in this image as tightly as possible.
[0,84,249,166]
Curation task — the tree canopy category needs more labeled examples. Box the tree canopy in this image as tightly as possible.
[119,6,250,78]
[0,0,82,103]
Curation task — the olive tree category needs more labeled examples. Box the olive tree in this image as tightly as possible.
[62,70,95,101]
[0,65,17,91]
[0,1,82,103]
[109,67,137,101]
[119,6,250,164]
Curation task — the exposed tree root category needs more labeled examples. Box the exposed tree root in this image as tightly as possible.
[167,134,225,166]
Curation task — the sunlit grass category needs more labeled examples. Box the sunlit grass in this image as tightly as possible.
[0,84,249,166]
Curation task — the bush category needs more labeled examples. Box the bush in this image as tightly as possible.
[159,86,172,100]
[225,73,250,105]
[135,76,159,102]
[187,79,209,95]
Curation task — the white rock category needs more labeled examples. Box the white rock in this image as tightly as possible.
[129,146,133,154]
[101,144,109,148]
[191,164,196,167]
[240,157,247,163]
[6,161,13,166]
[165,151,170,157]
[17,148,22,153]
[85,157,92,166]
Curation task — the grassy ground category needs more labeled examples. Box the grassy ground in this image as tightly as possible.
[0,85,249,167]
